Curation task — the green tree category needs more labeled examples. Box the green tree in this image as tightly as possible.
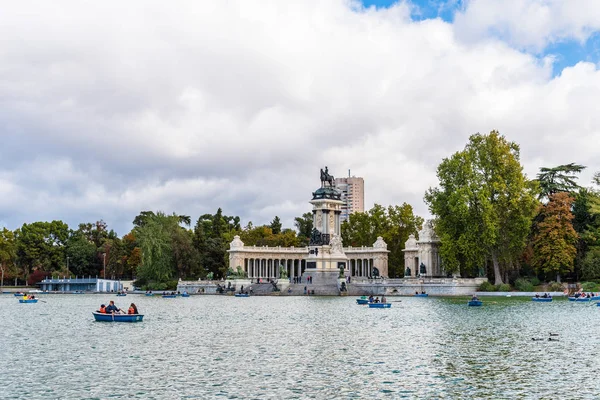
[65,232,98,276]
[270,216,282,235]
[536,163,586,200]
[134,212,177,284]
[294,212,313,246]
[581,247,600,280]
[531,192,578,281]
[16,220,70,276]
[0,228,17,284]
[192,209,241,279]
[424,131,538,283]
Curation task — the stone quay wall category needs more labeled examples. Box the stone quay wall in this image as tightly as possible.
[347,277,488,296]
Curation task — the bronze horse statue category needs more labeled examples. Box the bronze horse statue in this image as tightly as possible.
[320,167,335,187]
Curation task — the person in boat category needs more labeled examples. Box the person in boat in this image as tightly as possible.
[471,295,479,301]
[99,304,107,313]
[421,291,426,294]
[542,293,548,298]
[415,291,419,295]
[105,300,121,314]
[374,297,380,303]
[381,295,387,303]
[535,293,540,298]
[128,303,139,314]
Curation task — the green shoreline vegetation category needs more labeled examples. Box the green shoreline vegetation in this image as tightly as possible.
[1,131,599,291]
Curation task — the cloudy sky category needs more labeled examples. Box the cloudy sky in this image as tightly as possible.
[1,0,600,235]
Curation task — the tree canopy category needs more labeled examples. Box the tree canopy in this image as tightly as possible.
[536,163,586,200]
[425,131,538,283]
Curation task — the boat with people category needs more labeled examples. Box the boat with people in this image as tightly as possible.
[92,312,143,322]
[414,293,429,298]
[116,293,127,297]
[568,297,592,302]
[468,299,483,306]
[180,293,190,297]
[235,293,249,297]
[19,299,38,303]
[532,297,552,302]
[368,303,391,308]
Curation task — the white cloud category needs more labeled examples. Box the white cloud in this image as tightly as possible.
[455,0,600,51]
[0,0,599,234]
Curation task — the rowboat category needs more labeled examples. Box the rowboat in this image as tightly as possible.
[19,299,38,303]
[235,293,249,297]
[180,293,190,297]
[532,297,552,302]
[356,299,369,305]
[568,297,591,302]
[116,293,127,297]
[162,295,177,298]
[368,303,391,308]
[468,300,483,306]
[145,293,154,296]
[14,293,25,297]
[415,293,429,297]
[92,312,144,322]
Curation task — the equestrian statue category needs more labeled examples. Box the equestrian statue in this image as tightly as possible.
[320,166,335,188]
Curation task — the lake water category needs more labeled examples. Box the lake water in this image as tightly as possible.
[1,294,600,399]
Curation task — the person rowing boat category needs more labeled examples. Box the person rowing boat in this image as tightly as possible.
[105,300,123,314]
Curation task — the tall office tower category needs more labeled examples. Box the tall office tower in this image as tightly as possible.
[334,172,364,223]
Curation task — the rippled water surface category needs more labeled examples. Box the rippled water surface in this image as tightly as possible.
[2,294,600,399]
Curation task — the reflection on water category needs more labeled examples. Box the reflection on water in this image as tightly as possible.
[1,295,600,399]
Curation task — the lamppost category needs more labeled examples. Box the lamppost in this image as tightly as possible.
[66,257,70,278]
[102,253,106,280]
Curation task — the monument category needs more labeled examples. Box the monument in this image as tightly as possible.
[302,167,349,293]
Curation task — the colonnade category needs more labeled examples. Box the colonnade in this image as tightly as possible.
[347,258,375,278]
[243,258,307,279]
[240,257,376,279]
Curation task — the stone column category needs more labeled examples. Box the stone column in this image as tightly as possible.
[322,209,330,234]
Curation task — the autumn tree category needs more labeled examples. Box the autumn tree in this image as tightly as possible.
[425,131,538,283]
[531,192,578,281]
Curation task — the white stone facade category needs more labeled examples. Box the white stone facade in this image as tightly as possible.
[228,236,389,279]
[402,220,443,277]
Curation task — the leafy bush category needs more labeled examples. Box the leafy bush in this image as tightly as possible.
[547,282,564,292]
[497,283,512,292]
[530,277,541,286]
[581,247,600,280]
[479,281,496,292]
[514,278,534,292]
[581,282,599,292]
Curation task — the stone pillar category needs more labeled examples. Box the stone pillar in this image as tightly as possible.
[322,210,329,234]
